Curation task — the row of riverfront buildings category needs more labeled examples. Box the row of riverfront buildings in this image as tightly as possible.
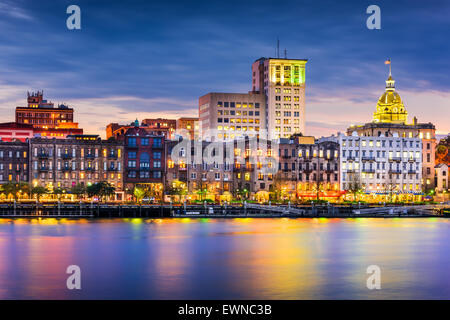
[0,56,448,202]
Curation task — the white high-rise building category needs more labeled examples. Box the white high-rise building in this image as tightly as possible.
[252,58,307,139]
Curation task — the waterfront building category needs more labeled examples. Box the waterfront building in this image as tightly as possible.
[275,136,341,202]
[435,163,448,194]
[165,139,235,202]
[165,135,340,203]
[176,117,200,140]
[15,91,83,138]
[252,57,307,139]
[29,135,124,200]
[347,71,436,191]
[0,122,34,142]
[0,141,29,185]
[107,118,176,140]
[118,126,165,200]
[141,118,176,140]
[199,92,265,141]
[199,56,307,141]
[338,133,422,202]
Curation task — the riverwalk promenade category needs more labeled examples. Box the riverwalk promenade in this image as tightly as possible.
[0,201,448,218]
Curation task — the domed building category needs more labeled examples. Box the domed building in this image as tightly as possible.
[346,63,437,192]
[372,74,408,124]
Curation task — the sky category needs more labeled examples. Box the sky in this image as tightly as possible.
[0,0,449,138]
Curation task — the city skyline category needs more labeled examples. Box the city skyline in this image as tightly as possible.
[0,0,449,138]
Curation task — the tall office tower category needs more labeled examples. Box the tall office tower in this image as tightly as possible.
[252,58,307,139]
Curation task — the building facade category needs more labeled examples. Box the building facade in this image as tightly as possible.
[29,135,124,199]
[338,133,422,201]
[275,137,340,202]
[15,91,83,138]
[176,117,199,140]
[0,141,29,185]
[199,92,265,141]
[0,122,34,142]
[347,72,436,191]
[252,58,307,139]
[199,56,308,141]
[120,127,165,200]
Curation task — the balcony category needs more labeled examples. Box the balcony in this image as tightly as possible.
[84,153,95,159]
[37,152,49,159]
[408,158,416,163]
[107,167,118,172]
[62,166,72,172]
[107,154,118,159]
[362,169,375,173]
[389,169,402,174]
[38,166,49,171]
[389,157,402,162]
[62,153,72,159]
[346,156,356,162]
[361,156,375,162]
[408,170,417,174]
[86,167,96,171]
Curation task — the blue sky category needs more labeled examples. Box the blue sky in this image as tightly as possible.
[0,0,449,137]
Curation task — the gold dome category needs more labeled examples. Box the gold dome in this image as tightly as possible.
[373,74,407,124]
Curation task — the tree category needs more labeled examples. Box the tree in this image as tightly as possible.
[1,182,30,200]
[31,186,48,202]
[385,174,398,203]
[166,180,187,203]
[87,181,116,202]
[133,186,147,204]
[53,187,65,201]
[347,172,363,202]
[71,183,86,200]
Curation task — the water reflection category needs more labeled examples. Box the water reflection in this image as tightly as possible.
[1,218,450,299]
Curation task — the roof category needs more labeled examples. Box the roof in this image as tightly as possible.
[0,122,34,129]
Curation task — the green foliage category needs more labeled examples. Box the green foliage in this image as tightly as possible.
[86,181,116,201]
[31,186,48,201]
[70,183,86,199]
[0,182,30,199]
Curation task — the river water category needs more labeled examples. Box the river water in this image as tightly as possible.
[0,217,449,299]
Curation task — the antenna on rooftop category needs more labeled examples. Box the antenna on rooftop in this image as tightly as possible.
[284,48,287,59]
[276,38,280,58]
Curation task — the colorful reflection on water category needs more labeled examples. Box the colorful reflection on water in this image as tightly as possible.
[1,217,450,299]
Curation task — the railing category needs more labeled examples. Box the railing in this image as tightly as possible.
[37,153,49,158]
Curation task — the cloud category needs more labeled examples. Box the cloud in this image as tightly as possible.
[0,1,33,20]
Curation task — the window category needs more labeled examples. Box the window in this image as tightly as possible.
[153,138,162,148]
[140,152,150,168]
[128,137,137,147]
[128,151,137,159]
[153,151,162,159]
[153,171,162,178]
[141,138,149,146]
